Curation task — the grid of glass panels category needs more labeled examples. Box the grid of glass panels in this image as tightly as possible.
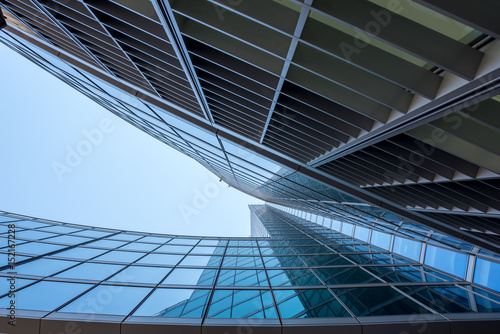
[2,208,500,321]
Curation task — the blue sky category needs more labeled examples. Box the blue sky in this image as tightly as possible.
[0,42,262,237]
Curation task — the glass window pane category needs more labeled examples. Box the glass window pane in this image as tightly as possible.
[0,281,91,311]
[16,259,77,277]
[17,242,66,255]
[87,240,127,249]
[333,286,431,316]
[354,227,370,242]
[314,267,381,285]
[94,250,145,263]
[179,255,221,267]
[392,237,421,261]
[133,288,211,317]
[473,258,500,292]
[162,268,217,286]
[55,263,124,280]
[137,254,183,266]
[222,256,263,268]
[274,289,350,318]
[217,269,269,287]
[118,242,159,252]
[207,289,277,318]
[267,268,322,286]
[371,231,391,250]
[55,247,107,260]
[398,285,471,313]
[108,266,171,284]
[155,245,194,253]
[424,245,467,279]
[60,286,152,315]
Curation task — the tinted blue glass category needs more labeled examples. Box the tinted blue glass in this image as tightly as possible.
[110,233,142,241]
[274,289,350,318]
[0,281,91,311]
[371,231,391,250]
[55,247,107,260]
[179,255,221,267]
[40,226,81,234]
[169,238,199,245]
[473,258,500,292]
[207,289,277,318]
[88,240,128,249]
[94,250,144,263]
[138,254,183,266]
[392,237,421,261]
[108,266,171,284]
[119,242,159,252]
[60,285,151,315]
[163,268,217,285]
[267,268,322,286]
[0,278,35,297]
[55,263,124,280]
[424,245,467,278]
[217,269,268,286]
[198,239,226,246]
[45,235,92,245]
[15,230,57,240]
[354,227,370,242]
[398,285,471,313]
[222,256,263,267]
[72,230,112,238]
[314,267,380,285]
[155,244,193,253]
[133,288,211,317]
[473,287,500,312]
[333,287,430,316]
[140,236,170,244]
[190,246,223,255]
[16,242,67,255]
[15,259,77,276]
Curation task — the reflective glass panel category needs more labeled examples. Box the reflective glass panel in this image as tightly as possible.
[392,237,421,261]
[108,266,171,284]
[314,267,381,285]
[267,268,322,286]
[424,245,467,278]
[15,259,77,277]
[94,250,144,263]
[179,255,221,267]
[60,285,152,315]
[333,287,431,316]
[133,288,211,317]
[217,269,268,287]
[274,289,350,318]
[222,256,263,268]
[162,268,217,285]
[398,285,471,313]
[55,247,107,260]
[473,258,500,292]
[137,254,183,266]
[55,263,124,280]
[207,289,278,318]
[0,281,91,311]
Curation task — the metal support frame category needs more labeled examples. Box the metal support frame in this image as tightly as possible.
[152,0,214,124]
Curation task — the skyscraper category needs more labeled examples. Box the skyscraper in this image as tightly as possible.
[1,208,500,333]
[1,0,499,256]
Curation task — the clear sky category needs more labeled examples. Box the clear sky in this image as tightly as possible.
[0,42,263,237]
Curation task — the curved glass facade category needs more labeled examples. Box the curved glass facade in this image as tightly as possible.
[2,207,500,333]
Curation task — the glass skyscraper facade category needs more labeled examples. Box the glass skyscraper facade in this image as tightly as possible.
[1,0,500,256]
[1,208,500,333]
[1,0,500,332]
